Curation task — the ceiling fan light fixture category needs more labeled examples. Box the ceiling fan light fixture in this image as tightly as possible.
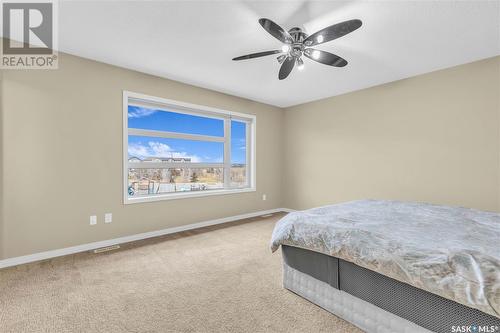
[297,58,304,70]
[281,44,291,53]
[311,50,321,60]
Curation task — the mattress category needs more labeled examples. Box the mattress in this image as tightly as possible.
[270,200,500,318]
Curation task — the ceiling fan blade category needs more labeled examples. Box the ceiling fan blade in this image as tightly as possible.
[278,56,295,80]
[304,19,362,46]
[232,50,281,61]
[304,49,348,67]
[259,18,293,44]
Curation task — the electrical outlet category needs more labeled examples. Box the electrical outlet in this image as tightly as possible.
[262,194,267,201]
[89,215,97,226]
[104,213,112,223]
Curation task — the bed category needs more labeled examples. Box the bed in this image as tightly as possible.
[270,200,500,333]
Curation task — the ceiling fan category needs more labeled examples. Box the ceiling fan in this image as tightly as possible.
[232,18,362,80]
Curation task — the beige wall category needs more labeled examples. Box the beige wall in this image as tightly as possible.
[0,53,284,259]
[284,56,500,212]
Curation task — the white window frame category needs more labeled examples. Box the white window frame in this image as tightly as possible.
[123,91,256,204]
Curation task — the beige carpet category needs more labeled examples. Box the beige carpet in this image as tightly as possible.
[0,214,361,333]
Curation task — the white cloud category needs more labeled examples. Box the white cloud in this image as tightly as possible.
[128,144,150,157]
[148,141,173,157]
[128,107,157,119]
[128,141,200,162]
[237,138,246,150]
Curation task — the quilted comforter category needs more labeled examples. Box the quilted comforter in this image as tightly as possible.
[270,200,500,318]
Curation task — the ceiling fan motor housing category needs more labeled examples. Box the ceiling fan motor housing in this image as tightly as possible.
[279,27,308,63]
[289,27,308,43]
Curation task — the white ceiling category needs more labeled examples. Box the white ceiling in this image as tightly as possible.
[56,1,500,107]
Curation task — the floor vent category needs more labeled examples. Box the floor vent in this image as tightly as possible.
[93,245,120,254]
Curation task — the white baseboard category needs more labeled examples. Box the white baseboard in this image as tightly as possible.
[0,208,293,269]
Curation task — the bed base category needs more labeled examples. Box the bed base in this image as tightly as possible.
[283,262,429,333]
[282,245,500,333]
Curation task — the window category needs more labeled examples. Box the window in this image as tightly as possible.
[123,91,256,203]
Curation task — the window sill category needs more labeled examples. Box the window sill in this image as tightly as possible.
[124,187,256,204]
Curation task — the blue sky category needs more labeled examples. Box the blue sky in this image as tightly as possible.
[128,106,246,164]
